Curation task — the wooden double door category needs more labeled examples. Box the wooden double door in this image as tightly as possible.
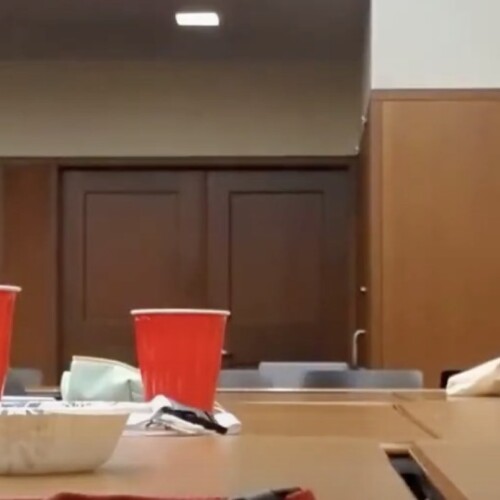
[61,169,353,368]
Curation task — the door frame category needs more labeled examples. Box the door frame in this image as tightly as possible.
[0,156,358,383]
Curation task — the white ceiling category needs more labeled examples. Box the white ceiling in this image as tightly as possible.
[0,0,369,60]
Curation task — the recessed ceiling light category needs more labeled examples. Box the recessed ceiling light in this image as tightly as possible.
[175,12,220,27]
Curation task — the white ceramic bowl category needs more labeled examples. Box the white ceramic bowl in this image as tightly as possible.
[0,411,128,475]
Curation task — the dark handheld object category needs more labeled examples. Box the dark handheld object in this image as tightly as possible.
[234,488,313,499]
[151,405,228,435]
[9,487,315,500]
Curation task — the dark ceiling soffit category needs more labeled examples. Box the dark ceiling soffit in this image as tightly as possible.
[0,156,357,169]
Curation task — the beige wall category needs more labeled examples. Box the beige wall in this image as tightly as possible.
[372,0,500,89]
[0,60,362,157]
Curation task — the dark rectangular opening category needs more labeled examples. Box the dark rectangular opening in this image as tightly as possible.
[386,451,445,500]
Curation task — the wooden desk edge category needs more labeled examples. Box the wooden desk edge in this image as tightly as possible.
[409,445,467,500]
[28,387,447,395]
[392,390,446,401]
[380,442,413,455]
[218,388,445,394]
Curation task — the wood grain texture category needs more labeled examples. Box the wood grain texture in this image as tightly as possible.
[219,402,432,440]
[0,436,414,499]
[27,386,446,404]
[399,399,500,441]
[375,98,500,385]
[355,123,368,365]
[216,389,445,405]
[363,102,385,367]
[411,441,500,500]
[358,107,386,367]
[372,89,500,101]
[207,171,353,366]
[3,163,58,382]
[2,162,355,381]
[61,170,205,367]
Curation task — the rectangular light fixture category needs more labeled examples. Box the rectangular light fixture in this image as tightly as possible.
[175,12,220,27]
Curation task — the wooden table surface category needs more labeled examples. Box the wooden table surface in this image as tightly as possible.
[0,436,414,500]
[412,440,500,500]
[224,401,432,441]
[29,387,447,403]
[9,389,500,499]
[217,388,446,405]
[399,398,500,440]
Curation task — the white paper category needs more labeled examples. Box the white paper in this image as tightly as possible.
[447,357,500,396]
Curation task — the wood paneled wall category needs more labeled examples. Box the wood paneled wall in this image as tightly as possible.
[3,164,58,382]
[368,91,500,385]
[6,91,500,388]
[0,159,354,384]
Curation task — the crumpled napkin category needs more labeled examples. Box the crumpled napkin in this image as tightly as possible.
[58,356,241,434]
[61,356,144,402]
[446,358,500,396]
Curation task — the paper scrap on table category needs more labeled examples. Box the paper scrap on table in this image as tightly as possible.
[446,357,500,396]
[123,396,241,436]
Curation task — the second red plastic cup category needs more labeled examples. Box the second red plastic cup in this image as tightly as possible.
[0,285,21,398]
[131,308,230,411]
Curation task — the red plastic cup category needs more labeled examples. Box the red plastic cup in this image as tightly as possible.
[0,285,21,397]
[131,308,230,411]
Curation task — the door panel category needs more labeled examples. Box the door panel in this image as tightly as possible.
[354,125,370,367]
[379,100,500,385]
[61,170,204,367]
[208,171,352,365]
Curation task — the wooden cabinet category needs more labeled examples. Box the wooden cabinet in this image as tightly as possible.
[61,168,354,369]
[365,94,500,385]
[207,171,352,365]
[61,170,205,365]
